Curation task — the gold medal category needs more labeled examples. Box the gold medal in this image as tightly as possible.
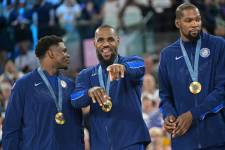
[102,99,112,112]
[55,112,65,125]
[189,81,201,94]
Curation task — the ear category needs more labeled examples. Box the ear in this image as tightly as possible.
[175,19,180,29]
[47,49,54,59]
[117,36,120,44]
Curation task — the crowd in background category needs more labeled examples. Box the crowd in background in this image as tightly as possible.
[0,0,224,149]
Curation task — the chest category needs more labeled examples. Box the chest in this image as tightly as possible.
[166,46,218,91]
[26,81,71,109]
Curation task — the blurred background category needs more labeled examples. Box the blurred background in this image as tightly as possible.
[0,0,224,149]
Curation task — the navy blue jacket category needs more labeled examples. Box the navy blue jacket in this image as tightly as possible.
[159,32,225,150]
[71,55,150,150]
[3,69,84,150]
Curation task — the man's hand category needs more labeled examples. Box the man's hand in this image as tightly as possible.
[164,115,177,134]
[172,111,193,138]
[107,64,125,81]
[88,87,111,106]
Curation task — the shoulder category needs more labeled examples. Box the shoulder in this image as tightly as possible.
[11,70,36,91]
[203,32,225,45]
[158,40,180,66]
[202,32,225,55]
[161,39,180,56]
[77,66,98,77]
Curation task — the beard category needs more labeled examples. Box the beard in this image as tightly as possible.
[186,30,201,41]
[57,62,69,70]
[96,48,118,66]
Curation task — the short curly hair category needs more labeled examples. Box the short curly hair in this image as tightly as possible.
[35,35,63,59]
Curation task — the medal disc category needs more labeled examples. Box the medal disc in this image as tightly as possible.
[189,81,201,94]
[55,112,65,125]
[102,99,112,112]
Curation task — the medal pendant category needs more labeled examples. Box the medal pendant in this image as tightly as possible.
[189,81,201,94]
[102,99,112,112]
[55,112,65,125]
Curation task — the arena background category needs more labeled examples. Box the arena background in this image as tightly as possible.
[0,0,224,149]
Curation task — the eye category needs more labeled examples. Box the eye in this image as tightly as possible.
[97,38,104,43]
[108,37,115,42]
[184,18,192,22]
[196,17,201,22]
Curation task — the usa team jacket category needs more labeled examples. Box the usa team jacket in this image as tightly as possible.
[159,32,225,150]
[3,70,84,150]
[71,55,150,150]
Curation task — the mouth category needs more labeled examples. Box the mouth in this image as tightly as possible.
[102,47,111,53]
[102,48,112,60]
[65,58,70,64]
[102,54,112,60]
[189,29,200,36]
[190,28,200,33]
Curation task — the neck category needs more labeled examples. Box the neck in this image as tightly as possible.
[40,61,58,76]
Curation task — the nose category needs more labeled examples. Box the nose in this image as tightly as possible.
[192,20,199,27]
[102,41,109,47]
[65,52,70,58]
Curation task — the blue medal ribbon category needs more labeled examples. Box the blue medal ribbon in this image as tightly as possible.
[37,67,62,112]
[98,56,118,94]
[180,38,201,82]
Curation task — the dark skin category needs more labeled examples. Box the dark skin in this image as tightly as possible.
[88,87,110,106]
[164,115,177,134]
[172,111,193,138]
[164,7,202,138]
[175,8,202,42]
[40,42,70,75]
[88,27,126,106]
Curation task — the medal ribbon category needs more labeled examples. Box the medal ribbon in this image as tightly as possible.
[98,56,118,95]
[37,67,62,112]
[180,38,201,82]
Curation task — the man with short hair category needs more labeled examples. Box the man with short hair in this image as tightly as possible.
[159,3,225,150]
[71,25,150,150]
[3,35,84,150]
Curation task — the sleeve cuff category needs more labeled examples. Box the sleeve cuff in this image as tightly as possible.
[190,102,225,120]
